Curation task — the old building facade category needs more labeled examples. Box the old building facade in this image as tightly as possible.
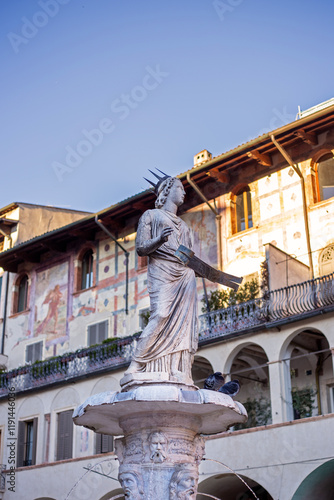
[0,100,334,499]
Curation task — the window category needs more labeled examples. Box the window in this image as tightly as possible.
[26,342,43,364]
[315,153,334,201]
[0,237,4,252]
[56,410,73,461]
[96,433,114,454]
[17,274,29,313]
[81,250,94,290]
[319,244,334,276]
[139,307,150,330]
[88,320,108,346]
[17,418,38,467]
[234,187,253,233]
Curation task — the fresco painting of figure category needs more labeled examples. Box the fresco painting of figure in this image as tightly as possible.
[34,262,69,346]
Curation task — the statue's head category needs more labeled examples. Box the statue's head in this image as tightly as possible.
[148,430,168,463]
[155,177,185,209]
[144,168,185,209]
[119,466,144,500]
[169,465,198,500]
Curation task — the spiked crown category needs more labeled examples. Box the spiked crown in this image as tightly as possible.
[144,168,171,195]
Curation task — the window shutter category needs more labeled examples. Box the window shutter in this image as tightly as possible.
[88,324,97,346]
[57,410,73,461]
[96,433,113,454]
[102,434,113,453]
[88,321,108,346]
[97,320,108,344]
[31,417,38,466]
[26,342,43,363]
[96,433,102,454]
[17,421,25,467]
[36,342,43,362]
[26,345,33,363]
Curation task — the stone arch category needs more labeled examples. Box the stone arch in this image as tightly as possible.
[279,328,332,420]
[34,498,57,500]
[99,490,124,500]
[91,375,120,395]
[50,386,80,412]
[292,459,334,500]
[224,342,272,428]
[224,341,270,376]
[17,395,44,419]
[279,326,330,360]
[198,473,274,499]
[192,355,214,388]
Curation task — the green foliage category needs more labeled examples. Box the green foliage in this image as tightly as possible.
[201,278,259,312]
[139,309,150,328]
[234,396,272,430]
[292,386,317,419]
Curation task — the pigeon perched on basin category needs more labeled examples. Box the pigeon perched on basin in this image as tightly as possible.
[218,379,240,397]
[203,372,225,391]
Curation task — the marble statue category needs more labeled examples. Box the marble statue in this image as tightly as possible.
[169,465,199,500]
[149,430,168,463]
[125,175,198,383]
[119,466,144,500]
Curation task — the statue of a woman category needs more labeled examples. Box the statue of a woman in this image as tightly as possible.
[125,175,197,384]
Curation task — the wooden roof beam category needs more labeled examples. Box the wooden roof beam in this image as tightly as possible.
[206,167,230,185]
[294,129,318,146]
[246,150,272,167]
[14,252,40,264]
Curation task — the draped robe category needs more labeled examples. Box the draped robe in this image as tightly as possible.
[133,209,198,375]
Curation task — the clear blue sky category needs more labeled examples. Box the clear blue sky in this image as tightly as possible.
[1,0,334,212]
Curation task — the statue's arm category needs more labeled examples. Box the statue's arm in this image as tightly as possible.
[136,211,172,257]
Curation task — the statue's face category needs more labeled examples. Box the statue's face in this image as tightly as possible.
[177,472,197,500]
[168,179,186,207]
[120,472,140,499]
[149,432,167,462]
[170,470,198,500]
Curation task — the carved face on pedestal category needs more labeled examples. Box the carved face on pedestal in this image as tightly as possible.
[119,470,144,500]
[149,431,168,463]
[169,467,198,500]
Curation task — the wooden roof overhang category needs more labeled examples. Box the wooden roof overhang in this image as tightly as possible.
[1,105,334,273]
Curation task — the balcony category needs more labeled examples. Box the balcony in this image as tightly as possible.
[1,273,334,397]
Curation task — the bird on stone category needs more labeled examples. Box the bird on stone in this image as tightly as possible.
[203,372,225,391]
[219,379,240,397]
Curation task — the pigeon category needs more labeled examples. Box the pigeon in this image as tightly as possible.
[204,372,225,391]
[219,379,240,397]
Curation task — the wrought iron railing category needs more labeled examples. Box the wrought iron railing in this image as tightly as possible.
[0,335,138,397]
[1,273,333,397]
[199,272,334,341]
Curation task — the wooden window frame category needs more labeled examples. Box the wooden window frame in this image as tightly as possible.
[13,273,29,314]
[231,185,253,234]
[56,410,73,461]
[17,418,38,467]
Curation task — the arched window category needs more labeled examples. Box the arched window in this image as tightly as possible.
[319,244,334,276]
[81,250,94,290]
[17,274,29,313]
[316,153,334,202]
[234,186,253,233]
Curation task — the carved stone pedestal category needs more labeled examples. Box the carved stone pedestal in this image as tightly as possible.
[73,384,247,499]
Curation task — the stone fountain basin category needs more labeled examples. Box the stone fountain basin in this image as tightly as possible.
[73,385,247,436]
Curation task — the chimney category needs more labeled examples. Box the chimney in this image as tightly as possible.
[193,149,212,168]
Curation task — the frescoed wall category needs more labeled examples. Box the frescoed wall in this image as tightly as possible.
[34,261,69,346]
